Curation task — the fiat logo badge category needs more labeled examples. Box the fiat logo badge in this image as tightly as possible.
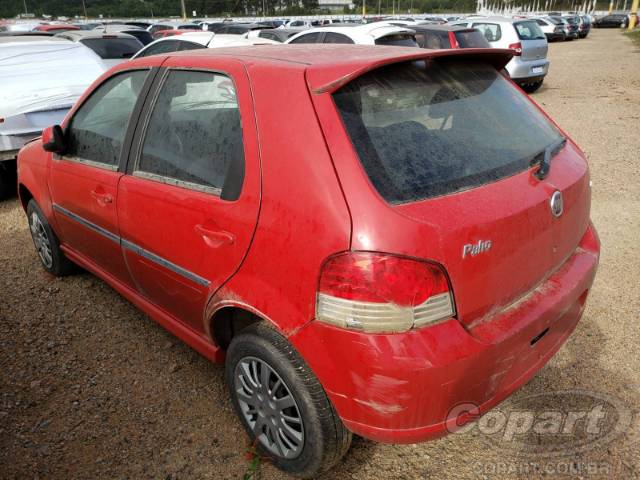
[550,191,564,218]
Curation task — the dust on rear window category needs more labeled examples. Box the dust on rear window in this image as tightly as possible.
[332,60,562,204]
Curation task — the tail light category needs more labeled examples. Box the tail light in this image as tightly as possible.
[508,42,522,55]
[316,252,455,333]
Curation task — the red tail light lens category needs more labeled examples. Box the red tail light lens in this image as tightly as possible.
[317,252,455,333]
[508,42,522,55]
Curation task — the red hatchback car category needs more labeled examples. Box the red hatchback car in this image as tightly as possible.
[17,45,599,477]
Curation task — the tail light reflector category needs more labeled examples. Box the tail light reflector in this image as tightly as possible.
[508,42,522,55]
[316,252,455,333]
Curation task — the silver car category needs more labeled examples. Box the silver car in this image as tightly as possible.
[455,17,549,93]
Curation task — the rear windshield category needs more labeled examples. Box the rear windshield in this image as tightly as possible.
[454,30,490,47]
[514,21,546,40]
[375,34,418,47]
[333,60,562,204]
[82,38,141,59]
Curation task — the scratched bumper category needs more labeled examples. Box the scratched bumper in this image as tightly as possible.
[290,223,599,444]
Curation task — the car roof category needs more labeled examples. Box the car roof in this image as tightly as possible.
[55,30,138,40]
[0,36,70,44]
[461,16,528,24]
[410,24,474,32]
[134,44,512,93]
[289,22,414,39]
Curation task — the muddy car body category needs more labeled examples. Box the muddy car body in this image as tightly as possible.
[17,45,599,477]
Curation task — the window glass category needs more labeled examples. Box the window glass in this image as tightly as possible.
[514,21,546,40]
[454,30,490,48]
[137,40,180,57]
[375,34,418,46]
[137,70,244,196]
[473,23,502,42]
[178,41,207,51]
[81,38,142,59]
[323,32,355,44]
[66,70,148,167]
[333,60,562,204]
[289,32,321,43]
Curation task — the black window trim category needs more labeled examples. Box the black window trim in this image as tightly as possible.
[127,66,245,199]
[57,67,159,173]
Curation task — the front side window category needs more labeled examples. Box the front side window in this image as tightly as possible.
[66,70,148,168]
[473,23,502,42]
[136,70,244,198]
[333,60,562,204]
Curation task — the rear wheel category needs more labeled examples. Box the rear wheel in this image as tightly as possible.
[27,200,76,276]
[521,80,543,93]
[225,323,351,478]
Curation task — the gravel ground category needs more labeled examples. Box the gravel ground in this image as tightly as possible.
[1,28,639,480]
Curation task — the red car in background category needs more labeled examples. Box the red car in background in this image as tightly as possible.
[152,28,202,39]
[32,24,80,34]
[17,45,599,478]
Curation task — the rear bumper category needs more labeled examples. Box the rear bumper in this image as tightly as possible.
[0,133,37,161]
[507,58,549,81]
[290,223,599,444]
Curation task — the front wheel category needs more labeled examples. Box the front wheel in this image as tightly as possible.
[225,323,352,478]
[27,199,76,276]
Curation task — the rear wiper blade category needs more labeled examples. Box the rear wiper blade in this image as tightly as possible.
[535,136,566,180]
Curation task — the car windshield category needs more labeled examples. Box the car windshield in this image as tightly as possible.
[333,60,562,204]
[82,38,141,59]
[514,21,546,40]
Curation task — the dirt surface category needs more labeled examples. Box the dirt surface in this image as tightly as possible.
[1,29,639,480]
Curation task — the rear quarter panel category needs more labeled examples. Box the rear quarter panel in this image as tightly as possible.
[205,63,352,336]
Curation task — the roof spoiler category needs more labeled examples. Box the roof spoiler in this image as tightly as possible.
[308,48,514,94]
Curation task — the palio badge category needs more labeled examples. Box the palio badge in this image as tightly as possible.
[462,240,492,258]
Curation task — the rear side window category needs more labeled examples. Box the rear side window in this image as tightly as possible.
[81,38,142,59]
[323,32,355,44]
[136,70,244,199]
[178,41,207,51]
[472,23,501,42]
[137,40,180,57]
[333,60,562,204]
[514,21,546,40]
[419,31,450,49]
[289,32,321,43]
[454,30,490,47]
[375,34,417,47]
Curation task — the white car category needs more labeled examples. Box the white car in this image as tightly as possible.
[285,23,417,46]
[532,16,567,42]
[132,32,278,59]
[0,38,107,197]
[453,17,549,93]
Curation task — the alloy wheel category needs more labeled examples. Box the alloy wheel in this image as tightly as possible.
[234,356,304,459]
[29,212,53,269]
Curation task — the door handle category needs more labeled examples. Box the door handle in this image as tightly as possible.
[195,224,235,247]
[90,190,113,206]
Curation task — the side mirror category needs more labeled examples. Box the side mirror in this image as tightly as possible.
[42,125,66,154]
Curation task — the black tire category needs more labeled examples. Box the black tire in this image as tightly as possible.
[26,199,76,276]
[225,323,352,478]
[521,80,543,94]
[0,161,16,200]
